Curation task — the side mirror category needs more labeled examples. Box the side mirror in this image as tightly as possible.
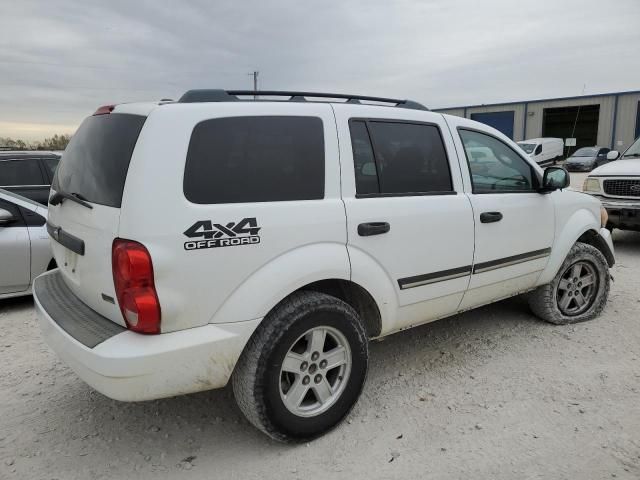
[541,166,570,192]
[606,150,619,160]
[0,208,16,225]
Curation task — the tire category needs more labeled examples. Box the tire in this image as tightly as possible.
[232,291,368,442]
[528,242,610,325]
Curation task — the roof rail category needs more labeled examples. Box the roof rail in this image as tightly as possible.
[177,89,428,111]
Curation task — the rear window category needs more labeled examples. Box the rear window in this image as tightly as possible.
[572,147,598,157]
[52,113,146,207]
[184,116,324,204]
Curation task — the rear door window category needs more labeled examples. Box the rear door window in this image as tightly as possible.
[184,116,325,204]
[349,120,453,196]
[0,159,45,186]
[52,113,146,207]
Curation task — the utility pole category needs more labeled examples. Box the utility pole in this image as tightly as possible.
[248,71,259,99]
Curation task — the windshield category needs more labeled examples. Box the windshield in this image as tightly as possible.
[622,137,640,158]
[571,147,597,157]
[518,143,536,154]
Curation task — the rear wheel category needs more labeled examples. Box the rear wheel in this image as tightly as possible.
[528,243,610,324]
[232,291,368,442]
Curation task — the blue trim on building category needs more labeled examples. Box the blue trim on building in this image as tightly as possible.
[611,94,619,149]
[433,89,640,112]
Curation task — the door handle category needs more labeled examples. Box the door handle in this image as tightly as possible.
[358,222,390,236]
[480,212,503,223]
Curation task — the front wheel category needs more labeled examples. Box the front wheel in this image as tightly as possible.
[528,242,610,324]
[232,291,368,442]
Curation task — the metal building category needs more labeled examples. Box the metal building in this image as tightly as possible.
[434,90,640,154]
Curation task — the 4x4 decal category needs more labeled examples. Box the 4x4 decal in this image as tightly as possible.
[183,217,261,250]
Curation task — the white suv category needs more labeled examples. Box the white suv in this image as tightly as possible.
[34,90,615,442]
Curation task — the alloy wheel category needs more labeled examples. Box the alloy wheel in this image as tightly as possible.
[556,260,599,316]
[279,326,352,417]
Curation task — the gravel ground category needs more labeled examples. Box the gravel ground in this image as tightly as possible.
[2,171,639,479]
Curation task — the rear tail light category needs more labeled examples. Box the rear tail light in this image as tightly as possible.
[112,239,161,334]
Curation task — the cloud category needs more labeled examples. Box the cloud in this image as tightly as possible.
[1,0,639,139]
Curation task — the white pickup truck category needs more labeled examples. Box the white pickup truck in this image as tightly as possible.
[583,136,640,232]
[34,90,614,442]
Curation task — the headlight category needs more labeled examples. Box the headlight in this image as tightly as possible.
[584,178,601,193]
[601,206,609,227]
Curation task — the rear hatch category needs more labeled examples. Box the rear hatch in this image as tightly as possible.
[47,109,148,326]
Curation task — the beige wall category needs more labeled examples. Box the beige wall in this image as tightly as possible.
[613,93,640,152]
[436,108,465,117]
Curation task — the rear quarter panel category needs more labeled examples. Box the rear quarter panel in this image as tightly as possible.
[118,102,348,332]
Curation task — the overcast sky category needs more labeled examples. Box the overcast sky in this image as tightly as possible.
[1,0,639,140]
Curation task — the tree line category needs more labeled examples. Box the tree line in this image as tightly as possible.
[0,134,72,151]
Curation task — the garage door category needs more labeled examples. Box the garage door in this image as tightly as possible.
[542,105,599,157]
[469,111,515,139]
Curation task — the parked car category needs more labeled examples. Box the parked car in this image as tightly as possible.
[564,146,611,172]
[583,136,640,231]
[0,188,54,299]
[34,90,614,442]
[0,151,61,205]
[517,138,564,166]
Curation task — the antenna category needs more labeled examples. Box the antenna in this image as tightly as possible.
[567,84,586,157]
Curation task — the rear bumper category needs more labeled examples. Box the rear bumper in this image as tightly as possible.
[34,269,260,401]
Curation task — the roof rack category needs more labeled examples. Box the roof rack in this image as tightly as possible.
[177,89,428,111]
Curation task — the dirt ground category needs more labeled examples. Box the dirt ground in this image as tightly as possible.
[2,171,639,479]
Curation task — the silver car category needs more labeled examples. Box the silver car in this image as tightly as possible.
[0,188,54,299]
[564,146,611,172]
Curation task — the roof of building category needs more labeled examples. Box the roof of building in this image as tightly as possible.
[434,89,640,111]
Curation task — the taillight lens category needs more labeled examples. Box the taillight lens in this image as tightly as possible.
[112,239,161,334]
